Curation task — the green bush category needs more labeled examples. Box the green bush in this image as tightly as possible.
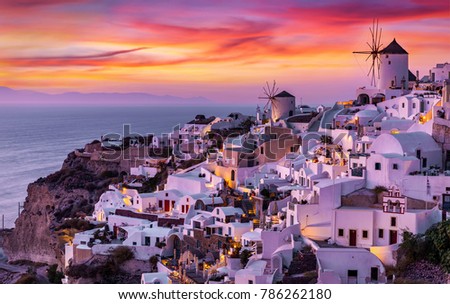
[47,264,64,284]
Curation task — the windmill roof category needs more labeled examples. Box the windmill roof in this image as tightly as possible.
[381,39,408,54]
[274,91,294,98]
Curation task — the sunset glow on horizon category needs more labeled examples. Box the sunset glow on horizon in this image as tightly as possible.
[0,0,449,104]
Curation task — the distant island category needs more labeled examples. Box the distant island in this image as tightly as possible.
[0,86,213,107]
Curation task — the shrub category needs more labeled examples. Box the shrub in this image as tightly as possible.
[15,274,38,284]
[111,246,134,265]
[47,264,64,284]
[373,185,388,194]
[240,249,252,267]
[99,170,119,179]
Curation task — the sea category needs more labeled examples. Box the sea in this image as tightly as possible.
[0,105,255,228]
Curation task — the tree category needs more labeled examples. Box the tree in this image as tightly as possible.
[149,255,160,272]
[47,264,64,284]
[398,221,450,272]
[240,249,252,268]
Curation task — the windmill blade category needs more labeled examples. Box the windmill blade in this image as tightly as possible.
[263,99,271,112]
[377,28,383,50]
[367,62,374,77]
[365,53,372,61]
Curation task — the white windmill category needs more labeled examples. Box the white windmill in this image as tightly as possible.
[258,81,295,123]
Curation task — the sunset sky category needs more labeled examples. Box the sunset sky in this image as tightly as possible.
[0,0,448,104]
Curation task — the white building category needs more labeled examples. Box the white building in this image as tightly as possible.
[317,247,386,284]
[166,167,224,195]
[212,207,252,241]
[123,225,172,248]
[430,62,450,83]
[367,132,442,189]
[93,186,143,221]
[141,272,172,284]
[331,187,441,265]
[140,189,184,212]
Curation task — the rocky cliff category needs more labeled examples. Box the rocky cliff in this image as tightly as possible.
[2,150,120,266]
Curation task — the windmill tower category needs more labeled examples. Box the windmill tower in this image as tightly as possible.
[379,38,409,91]
[353,19,384,88]
[259,81,295,123]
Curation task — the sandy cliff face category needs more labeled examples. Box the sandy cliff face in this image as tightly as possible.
[2,151,120,265]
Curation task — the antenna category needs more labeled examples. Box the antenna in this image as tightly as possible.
[353,19,383,87]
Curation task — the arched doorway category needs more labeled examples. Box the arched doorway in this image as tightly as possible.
[356,94,370,106]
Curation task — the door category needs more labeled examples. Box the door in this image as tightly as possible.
[349,230,357,246]
[389,230,398,245]
[371,267,378,282]
[347,270,358,284]
[164,200,170,212]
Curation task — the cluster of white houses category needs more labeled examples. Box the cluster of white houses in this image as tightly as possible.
[65,39,450,284]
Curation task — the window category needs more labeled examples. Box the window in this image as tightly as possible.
[248,280,254,284]
[165,193,168,197]
[375,162,381,170]
[378,229,384,238]
[413,103,416,109]
[132,242,137,246]
[416,149,421,159]
[348,270,358,277]
[80,241,86,245]
[362,230,368,239]
[393,164,398,170]
[338,229,344,237]
[388,61,391,65]
[196,240,201,248]
[422,158,427,168]
[216,209,219,215]
[260,146,264,155]
[391,217,397,227]
[402,103,405,108]
[231,170,235,181]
